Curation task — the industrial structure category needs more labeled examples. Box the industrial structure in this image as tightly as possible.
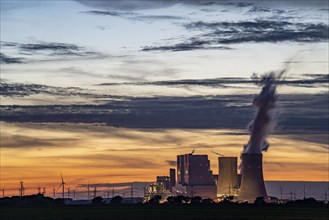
[177,154,215,186]
[169,168,176,191]
[177,153,217,199]
[217,157,239,198]
[144,169,176,201]
[238,154,267,202]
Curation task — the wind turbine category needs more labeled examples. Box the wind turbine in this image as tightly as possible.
[19,181,25,198]
[93,186,97,198]
[87,180,90,200]
[58,173,65,199]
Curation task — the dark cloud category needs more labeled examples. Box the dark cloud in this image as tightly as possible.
[1,74,327,99]
[131,15,185,22]
[83,10,136,16]
[19,42,80,53]
[0,41,103,61]
[1,94,328,134]
[0,81,124,100]
[143,20,329,51]
[99,75,329,87]
[142,20,328,51]
[0,53,24,64]
[0,81,89,97]
[142,43,232,52]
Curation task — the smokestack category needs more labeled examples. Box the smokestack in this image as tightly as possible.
[238,154,267,202]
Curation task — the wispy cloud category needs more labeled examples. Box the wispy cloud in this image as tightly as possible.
[1,134,79,148]
[83,10,136,17]
[0,81,91,97]
[0,41,105,64]
[83,9,186,23]
[99,75,329,87]
[164,160,176,166]
[142,44,232,52]
[0,53,24,64]
[143,20,329,51]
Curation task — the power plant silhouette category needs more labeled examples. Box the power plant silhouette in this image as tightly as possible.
[3,71,288,203]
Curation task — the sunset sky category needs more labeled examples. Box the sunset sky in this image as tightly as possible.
[0,0,328,197]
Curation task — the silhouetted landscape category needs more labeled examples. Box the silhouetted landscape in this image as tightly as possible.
[1,194,328,220]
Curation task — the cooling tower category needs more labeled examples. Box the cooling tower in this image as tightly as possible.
[217,157,238,197]
[238,154,267,202]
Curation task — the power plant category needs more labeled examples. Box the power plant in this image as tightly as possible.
[3,72,287,203]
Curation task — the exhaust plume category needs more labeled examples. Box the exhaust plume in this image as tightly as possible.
[243,69,286,154]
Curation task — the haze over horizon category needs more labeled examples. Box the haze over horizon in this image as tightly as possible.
[0,0,328,198]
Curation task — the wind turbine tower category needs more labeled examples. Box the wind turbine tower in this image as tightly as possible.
[19,181,25,198]
[58,173,65,199]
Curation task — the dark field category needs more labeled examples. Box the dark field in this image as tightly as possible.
[1,204,328,220]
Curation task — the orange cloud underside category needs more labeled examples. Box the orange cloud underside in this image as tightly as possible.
[1,122,328,196]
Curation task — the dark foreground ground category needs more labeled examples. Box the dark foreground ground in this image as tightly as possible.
[1,204,328,220]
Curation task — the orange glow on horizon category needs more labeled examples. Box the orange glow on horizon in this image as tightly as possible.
[1,122,328,197]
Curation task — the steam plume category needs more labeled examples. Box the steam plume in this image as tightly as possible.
[243,69,286,154]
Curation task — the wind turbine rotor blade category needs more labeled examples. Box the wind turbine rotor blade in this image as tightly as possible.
[58,183,63,190]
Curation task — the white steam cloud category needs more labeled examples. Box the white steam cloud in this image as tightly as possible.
[243,69,286,154]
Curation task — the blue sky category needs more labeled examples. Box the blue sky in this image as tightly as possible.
[1,0,328,94]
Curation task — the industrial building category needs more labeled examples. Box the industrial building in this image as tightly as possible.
[176,153,216,199]
[217,157,239,198]
[144,152,268,203]
[156,176,171,193]
[144,169,176,202]
[177,154,215,186]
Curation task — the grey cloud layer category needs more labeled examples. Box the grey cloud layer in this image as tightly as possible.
[143,20,329,51]
[1,94,328,134]
[2,74,327,98]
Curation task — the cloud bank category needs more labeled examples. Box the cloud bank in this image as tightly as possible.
[1,94,328,134]
[143,20,329,51]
